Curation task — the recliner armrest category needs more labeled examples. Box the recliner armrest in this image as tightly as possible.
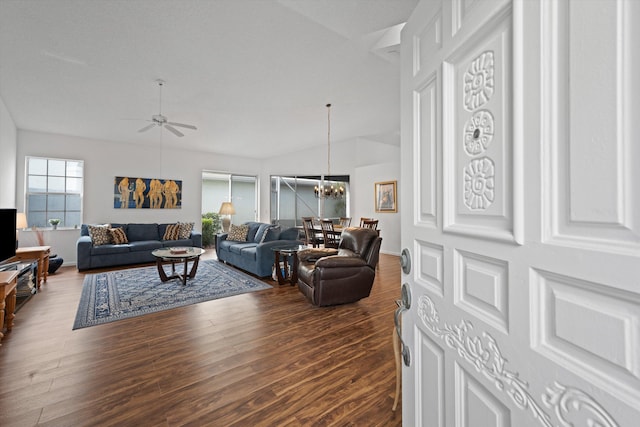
[298,248,339,262]
[315,256,368,269]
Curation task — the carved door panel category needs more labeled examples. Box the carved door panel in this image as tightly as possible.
[400,0,640,426]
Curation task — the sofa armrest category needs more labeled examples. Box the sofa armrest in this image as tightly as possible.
[216,233,228,253]
[255,239,303,262]
[278,227,300,241]
[255,239,301,253]
[76,235,93,271]
[190,230,203,248]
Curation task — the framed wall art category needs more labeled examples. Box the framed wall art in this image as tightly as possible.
[114,176,182,209]
[375,180,397,213]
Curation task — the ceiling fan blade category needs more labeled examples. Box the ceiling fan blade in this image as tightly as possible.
[164,124,184,137]
[167,122,197,130]
[138,123,156,133]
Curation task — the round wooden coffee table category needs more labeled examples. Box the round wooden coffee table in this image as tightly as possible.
[151,247,205,286]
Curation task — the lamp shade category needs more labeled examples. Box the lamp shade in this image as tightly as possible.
[16,212,28,229]
[218,202,236,215]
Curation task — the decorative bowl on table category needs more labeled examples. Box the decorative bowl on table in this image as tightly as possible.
[169,247,190,254]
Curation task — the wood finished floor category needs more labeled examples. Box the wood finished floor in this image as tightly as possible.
[0,251,402,426]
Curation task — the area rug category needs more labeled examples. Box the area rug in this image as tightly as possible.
[73,260,271,329]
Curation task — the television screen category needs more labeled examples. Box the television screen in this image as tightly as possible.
[0,208,17,264]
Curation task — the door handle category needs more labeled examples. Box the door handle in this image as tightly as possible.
[395,282,412,367]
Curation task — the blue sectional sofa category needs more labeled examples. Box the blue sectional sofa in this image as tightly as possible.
[216,221,303,277]
[77,223,202,271]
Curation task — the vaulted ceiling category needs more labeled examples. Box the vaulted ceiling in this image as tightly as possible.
[0,0,418,159]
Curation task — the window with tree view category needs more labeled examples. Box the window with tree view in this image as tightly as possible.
[26,157,83,228]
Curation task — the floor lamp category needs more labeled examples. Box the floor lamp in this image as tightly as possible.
[219,202,236,233]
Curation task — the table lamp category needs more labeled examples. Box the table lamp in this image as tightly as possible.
[218,202,236,232]
[16,212,27,248]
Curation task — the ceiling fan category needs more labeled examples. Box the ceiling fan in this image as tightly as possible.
[137,79,197,137]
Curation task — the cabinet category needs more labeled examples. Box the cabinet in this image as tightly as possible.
[0,270,18,344]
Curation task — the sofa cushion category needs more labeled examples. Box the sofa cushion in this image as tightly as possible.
[127,223,160,242]
[228,224,249,241]
[253,223,271,243]
[91,244,130,255]
[128,240,163,251]
[245,222,264,242]
[260,225,281,243]
[228,242,256,255]
[178,222,194,239]
[88,224,112,246]
[109,227,129,244]
[163,223,181,240]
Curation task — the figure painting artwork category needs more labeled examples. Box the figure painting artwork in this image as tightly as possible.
[114,176,182,209]
[375,181,397,213]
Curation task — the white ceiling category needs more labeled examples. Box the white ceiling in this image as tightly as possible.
[0,0,418,159]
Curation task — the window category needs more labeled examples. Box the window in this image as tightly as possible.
[270,175,349,227]
[26,157,83,228]
[201,171,258,224]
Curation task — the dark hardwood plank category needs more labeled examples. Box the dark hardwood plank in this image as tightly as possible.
[0,251,402,426]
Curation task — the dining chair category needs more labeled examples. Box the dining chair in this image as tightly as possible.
[302,217,322,247]
[339,217,352,227]
[361,219,378,230]
[359,217,373,227]
[320,219,340,248]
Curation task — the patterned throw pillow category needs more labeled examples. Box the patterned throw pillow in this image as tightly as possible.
[178,222,194,239]
[109,227,129,244]
[163,223,181,241]
[227,224,249,242]
[88,224,112,246]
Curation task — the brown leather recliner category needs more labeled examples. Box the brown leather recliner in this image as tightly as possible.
[297,227,382,306]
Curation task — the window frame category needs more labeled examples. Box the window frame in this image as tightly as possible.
[25,156,84,229]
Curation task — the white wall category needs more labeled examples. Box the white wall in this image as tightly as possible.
[353,161,401,256]
[15,130,401,265]
[16,130,262,265]
[0,95,17,207]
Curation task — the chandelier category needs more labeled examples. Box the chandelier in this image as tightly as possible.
[314,103,345,199]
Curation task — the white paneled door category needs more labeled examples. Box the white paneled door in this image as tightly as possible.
[399,0,640,426]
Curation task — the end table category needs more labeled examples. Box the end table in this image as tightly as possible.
[272,246,304,286]
[14,246,51,289]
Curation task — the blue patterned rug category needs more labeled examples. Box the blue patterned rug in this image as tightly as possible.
[73,259,271,329]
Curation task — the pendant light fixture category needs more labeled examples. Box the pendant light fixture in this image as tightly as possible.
[315,103,345,199]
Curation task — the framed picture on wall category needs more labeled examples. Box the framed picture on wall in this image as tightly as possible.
[114,176,182,209]
[375,181,397,213]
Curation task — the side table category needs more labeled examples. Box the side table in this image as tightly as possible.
[0,270,18,344]
[272,246,304,286]
[14,246,51,289]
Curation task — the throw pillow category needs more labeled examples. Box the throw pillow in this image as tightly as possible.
[163,223,181,241]
[109,227,129,244]
[260,225,281,243]
[227,224,249,242]
[88,224,112,246]
[178,221,194,239]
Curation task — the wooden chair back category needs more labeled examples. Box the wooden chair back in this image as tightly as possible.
[361,219,378,230]
[302,217,321,247]
[339,217,352,227]
[359,217,373,227]
[320,220,340,248]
